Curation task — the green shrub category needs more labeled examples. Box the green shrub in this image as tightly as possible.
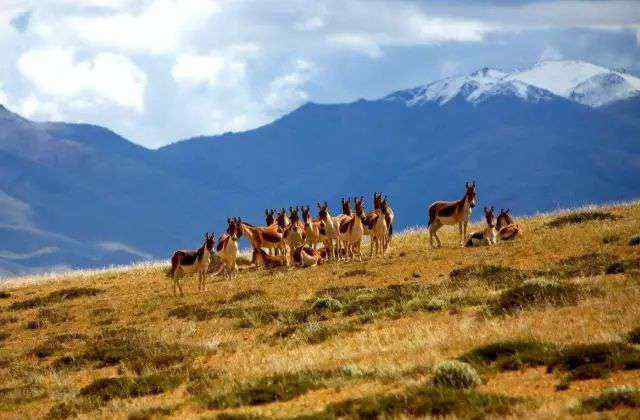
[431,360,481,389]
[491,278,583,314]
[449,264,533,288]
[311,297,343,312]
[545,211,620,228]
[325,385,524,418]
[229,289,265,303]
[577,386,640,413]
[79,373,183,402]
[10,287,103,311]
[197,370,331,408]
[460,340,558,371]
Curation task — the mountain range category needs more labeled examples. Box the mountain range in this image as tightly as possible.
[1,60,639,277]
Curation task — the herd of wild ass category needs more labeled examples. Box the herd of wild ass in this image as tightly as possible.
[168,182,521,295]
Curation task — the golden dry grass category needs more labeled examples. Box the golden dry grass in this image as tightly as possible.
[1,201,639,419]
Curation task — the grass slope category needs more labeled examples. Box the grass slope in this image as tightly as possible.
[1,202,639,418]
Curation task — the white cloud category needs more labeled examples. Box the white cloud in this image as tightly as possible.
[328,33,384,58]
[64,0,221,54]
[265,60,316,111]
[295,16,325,31]
[172,52,247,88]
[18,47,147,111]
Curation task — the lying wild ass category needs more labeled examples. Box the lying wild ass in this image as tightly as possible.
[252,247,288,268]
[496,209,521,241]
[168,232,215,296]
[292,245,323,267]
[239,220,290,266]
[428,182,477,248]
[465,207,497,247]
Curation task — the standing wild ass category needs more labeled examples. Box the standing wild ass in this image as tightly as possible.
[213,218,242,278]
[168,232,215,296]
[428,182,477,247]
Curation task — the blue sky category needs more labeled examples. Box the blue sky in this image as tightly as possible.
[0,0,638,148]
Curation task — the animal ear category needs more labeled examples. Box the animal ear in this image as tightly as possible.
[491,206,494,212]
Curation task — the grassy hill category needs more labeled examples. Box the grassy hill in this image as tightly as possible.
[1,202,639,419]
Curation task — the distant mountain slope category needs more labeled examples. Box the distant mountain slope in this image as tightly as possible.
[1,60,639,276]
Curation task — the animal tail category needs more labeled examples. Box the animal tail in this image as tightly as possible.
[388,223,393,238]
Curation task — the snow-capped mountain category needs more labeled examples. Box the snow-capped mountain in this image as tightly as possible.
[386,60,640,108]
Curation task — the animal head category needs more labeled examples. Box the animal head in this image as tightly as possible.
[381,196,391,213]
[341,197,352,215]
[227,218,242,239]
[289,207,301,224]
[276,208,289,228]
[373,192,383,210]
[317,201,329,220]
[354,196,366,218]
[497,208,514,229]
[301,206,312,225]
[203,232,215,251]
[265,209,275,226]
[465,181,477,208]
[483,206,495,228]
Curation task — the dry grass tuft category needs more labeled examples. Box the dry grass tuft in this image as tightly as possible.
[9,287,103,311]
[575,386,640,413]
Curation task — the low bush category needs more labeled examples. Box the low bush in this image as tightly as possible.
[449,264,533,289]
[490,278,586,314]
[10,287,103,311]
[545,211,620,228]
[459,340,557,372]
[79,373,183,402]
[197,370,331,408]
[431,360,481,389]
[576,386,640,413]
[325,384,524,418]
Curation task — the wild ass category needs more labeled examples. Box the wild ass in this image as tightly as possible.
[360,195,389,257]
[291,245,323,267]
[168,232,215,296]
[339,197,366,260]
[428,181,478,248]
[496,209,521,241]
[212,218,241,278]
[282,207,306,249]
[465,207,497,247]
[381,196,394,249]
[317,202,343,260]
[252,247,288,268]
[239,220,290,266]
[264,209,276,227]
[301,206,328,250]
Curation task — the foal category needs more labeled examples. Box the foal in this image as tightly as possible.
[168,232,215,296]
[496,209,521,241]
[465,207,497,247]
[428,182,477,248]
